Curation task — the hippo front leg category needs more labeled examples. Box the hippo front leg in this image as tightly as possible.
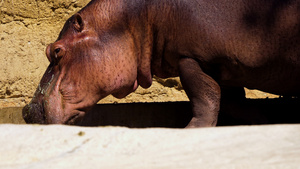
[179,57,221,127]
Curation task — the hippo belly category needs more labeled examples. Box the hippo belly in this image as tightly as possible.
[218,60,300,96]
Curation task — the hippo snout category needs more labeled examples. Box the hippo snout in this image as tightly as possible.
[23,103,85,125]
[22,103,46,124]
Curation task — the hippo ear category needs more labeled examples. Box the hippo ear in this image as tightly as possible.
[73,14,84,32]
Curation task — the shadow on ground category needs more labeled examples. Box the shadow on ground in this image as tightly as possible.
[80,98,300,128]
[1,98,299,127]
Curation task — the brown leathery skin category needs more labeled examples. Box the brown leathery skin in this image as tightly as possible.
[23,0,300,127]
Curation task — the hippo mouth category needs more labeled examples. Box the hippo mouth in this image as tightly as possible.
[65,111,85,125]
[65,113,81,125]
[23,102,86,125]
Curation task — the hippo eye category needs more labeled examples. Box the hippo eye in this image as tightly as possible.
[73,14,84,32]
[55,48,61,54]
[53,47,65,63]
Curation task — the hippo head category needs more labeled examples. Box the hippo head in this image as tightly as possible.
[23,7,153,124]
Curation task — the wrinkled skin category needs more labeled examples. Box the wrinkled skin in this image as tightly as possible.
[23,2,146,124]
[23,0,300,127]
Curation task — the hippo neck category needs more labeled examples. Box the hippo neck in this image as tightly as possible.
[85,0,202,88]
[135,0,200,83]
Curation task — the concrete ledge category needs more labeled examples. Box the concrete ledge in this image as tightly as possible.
[1,124,299,169]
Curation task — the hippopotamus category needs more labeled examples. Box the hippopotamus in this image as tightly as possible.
[23,0,300,127]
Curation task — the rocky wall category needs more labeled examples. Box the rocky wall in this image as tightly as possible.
[0,0,277,108]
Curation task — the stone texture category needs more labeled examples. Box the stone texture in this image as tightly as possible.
[0,124,299,169]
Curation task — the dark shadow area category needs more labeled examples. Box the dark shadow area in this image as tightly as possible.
[1,98,299,127]
[80,98,300,128]
[218,98,300,126]
[81,102,193,128]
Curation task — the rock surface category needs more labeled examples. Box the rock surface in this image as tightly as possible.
[0,124,299,169]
